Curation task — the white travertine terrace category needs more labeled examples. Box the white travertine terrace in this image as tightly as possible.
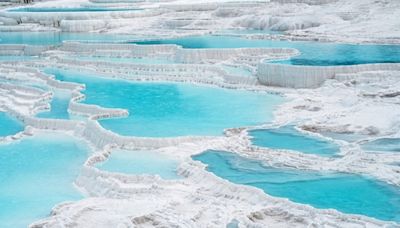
[1,39,400,227]
[0,0,400,227]
[2,50,400,227]
[60,42,178,57]
[30,137,399,228]
[0,44,53,55]
[0,10,164,29]
[174,46,298,65]
[258,62,400,88]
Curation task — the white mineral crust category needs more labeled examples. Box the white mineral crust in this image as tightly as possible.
[0,0,399,227]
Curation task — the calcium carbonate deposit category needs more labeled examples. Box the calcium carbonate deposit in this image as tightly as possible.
[0,0,400,227]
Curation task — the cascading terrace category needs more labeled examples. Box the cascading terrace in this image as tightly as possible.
[0,1,400,227]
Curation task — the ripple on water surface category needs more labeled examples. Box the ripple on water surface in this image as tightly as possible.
[0,133,90,228]
[44,68,283,137]
[96,149,180,179]
[193,150,400,222]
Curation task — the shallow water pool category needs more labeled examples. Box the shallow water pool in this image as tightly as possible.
[96,149,180,179]
[361,138,400,153]
[0,56,38,61]
[36,90,71,119]
[249,126,340,156]
[44,68,283,137]
[134,35,400,66]
[0,132,90,228]
[0,112,24,137]
[193,150,400,222]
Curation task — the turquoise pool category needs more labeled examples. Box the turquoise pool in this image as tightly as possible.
[44,68,283,137]
[134,35,400,66]
[249,126,340,156]
[96,149,180,179]
[0,132,90,228]
[36,90,71,119]
[193,150,400,222]
[0,112,24,137]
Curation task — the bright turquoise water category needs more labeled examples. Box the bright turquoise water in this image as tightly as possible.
[0,32,134,45]
[193,150,400,222]
[0,133,90,228]
[134,35,400,66]
[361,138,400,153]
[36,90,71,119]
[44,68,283,137]
[9,7,141,12]
[249,126,340,156]
[0,112,24,137]
[96,149,180,179]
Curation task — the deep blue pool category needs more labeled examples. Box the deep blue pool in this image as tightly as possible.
[193,150,400,222]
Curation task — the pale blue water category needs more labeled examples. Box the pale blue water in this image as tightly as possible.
[361,138,400,153]
[134,35,400,66]
[36,90,71,119]
[44,68,283,137]
[0,32,135,45]
[0,56,38,61]
[9,7,141,12]
[320,131,364,143]
[96,149,180,179]
[0,112,24,137]
[0,133,90,228]
[249,126,340,156]
[193,150,400,222]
